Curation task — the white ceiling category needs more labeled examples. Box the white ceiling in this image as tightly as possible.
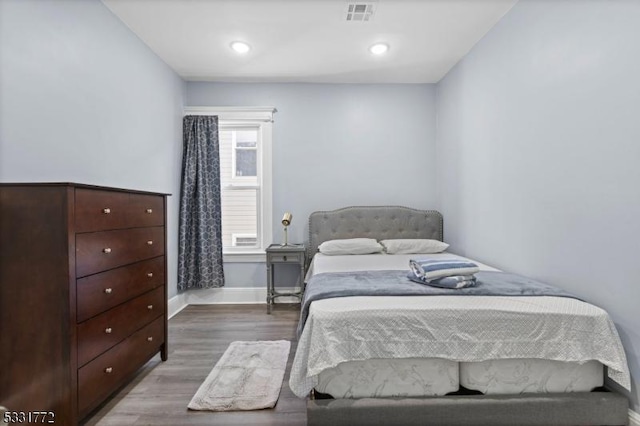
[103,0,517,84]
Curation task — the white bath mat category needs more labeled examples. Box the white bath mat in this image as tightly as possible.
[188,340,291,411]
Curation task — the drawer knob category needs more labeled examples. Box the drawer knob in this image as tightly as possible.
[147,240,153,245]
[147,272,153,278]
[147,336,153,342]
[146,208,153,214]
[284,256,287,261]
[105,327,112,334]
[147,305,153,310]
[103,248,112,254]
[102,208,111,214]
[104,367,113,374]
[104,287,113,294]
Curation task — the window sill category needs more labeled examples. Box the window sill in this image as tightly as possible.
[223,251,266,263]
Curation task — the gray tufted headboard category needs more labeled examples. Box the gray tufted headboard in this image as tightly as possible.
[308,206,443,261]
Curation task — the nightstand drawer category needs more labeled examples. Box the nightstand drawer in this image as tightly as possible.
[269,253,302,263]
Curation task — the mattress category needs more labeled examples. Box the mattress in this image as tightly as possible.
[289,253,630,398]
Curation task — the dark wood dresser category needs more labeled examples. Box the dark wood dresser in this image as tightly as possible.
[0,183,169,425]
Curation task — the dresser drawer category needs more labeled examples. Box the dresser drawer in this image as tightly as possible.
[268,252,303,263]
[78,316,164,417]
[77,286,164,367]
[76,226,165,277]
[77,256,165,322]
[76,190,164,232]
[128,193,164,228]
[76,189,129,233]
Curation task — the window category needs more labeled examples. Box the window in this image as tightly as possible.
[184,106,274,261]
[219,126,261,251]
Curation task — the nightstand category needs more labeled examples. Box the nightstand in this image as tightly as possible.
[265,243,306,314]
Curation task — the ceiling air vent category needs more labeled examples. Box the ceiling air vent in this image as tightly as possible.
[345,1,377,22]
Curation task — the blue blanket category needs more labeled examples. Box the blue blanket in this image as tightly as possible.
[297,270,577,338]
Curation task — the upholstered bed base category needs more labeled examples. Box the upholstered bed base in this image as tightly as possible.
[307,391,629,426]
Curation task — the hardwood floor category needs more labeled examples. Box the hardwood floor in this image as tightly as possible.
[83,304,306,426]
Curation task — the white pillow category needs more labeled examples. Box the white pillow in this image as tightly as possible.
[318,238,384,255]
[380,239,449,254]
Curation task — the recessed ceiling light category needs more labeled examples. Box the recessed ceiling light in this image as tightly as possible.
[230,41,251,54]
[369,43,389,55]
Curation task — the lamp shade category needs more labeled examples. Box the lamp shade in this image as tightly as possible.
[281,212,292,226]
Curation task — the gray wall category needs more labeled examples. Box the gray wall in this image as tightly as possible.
[436,0,640,409]
[187,83,437,287]
[0,0,185,298]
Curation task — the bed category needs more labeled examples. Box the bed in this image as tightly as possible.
[289,206,630,426]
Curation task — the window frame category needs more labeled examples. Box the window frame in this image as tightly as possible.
[184,106,275,262]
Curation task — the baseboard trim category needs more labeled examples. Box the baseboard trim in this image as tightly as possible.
[186,287,264,304]
[183,286,300,305]
[168,293,188,319]
[629,408,640,426]
[168,287,299,318]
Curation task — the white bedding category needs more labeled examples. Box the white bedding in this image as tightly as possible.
[290,253,630,398]
[460,359,603,395]
[317,358,604,398]
[316,358,458,398]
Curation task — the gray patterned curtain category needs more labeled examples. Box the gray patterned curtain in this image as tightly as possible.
[178,115,225,291]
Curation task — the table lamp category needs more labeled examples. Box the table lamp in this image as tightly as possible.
[281,212,292,246]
